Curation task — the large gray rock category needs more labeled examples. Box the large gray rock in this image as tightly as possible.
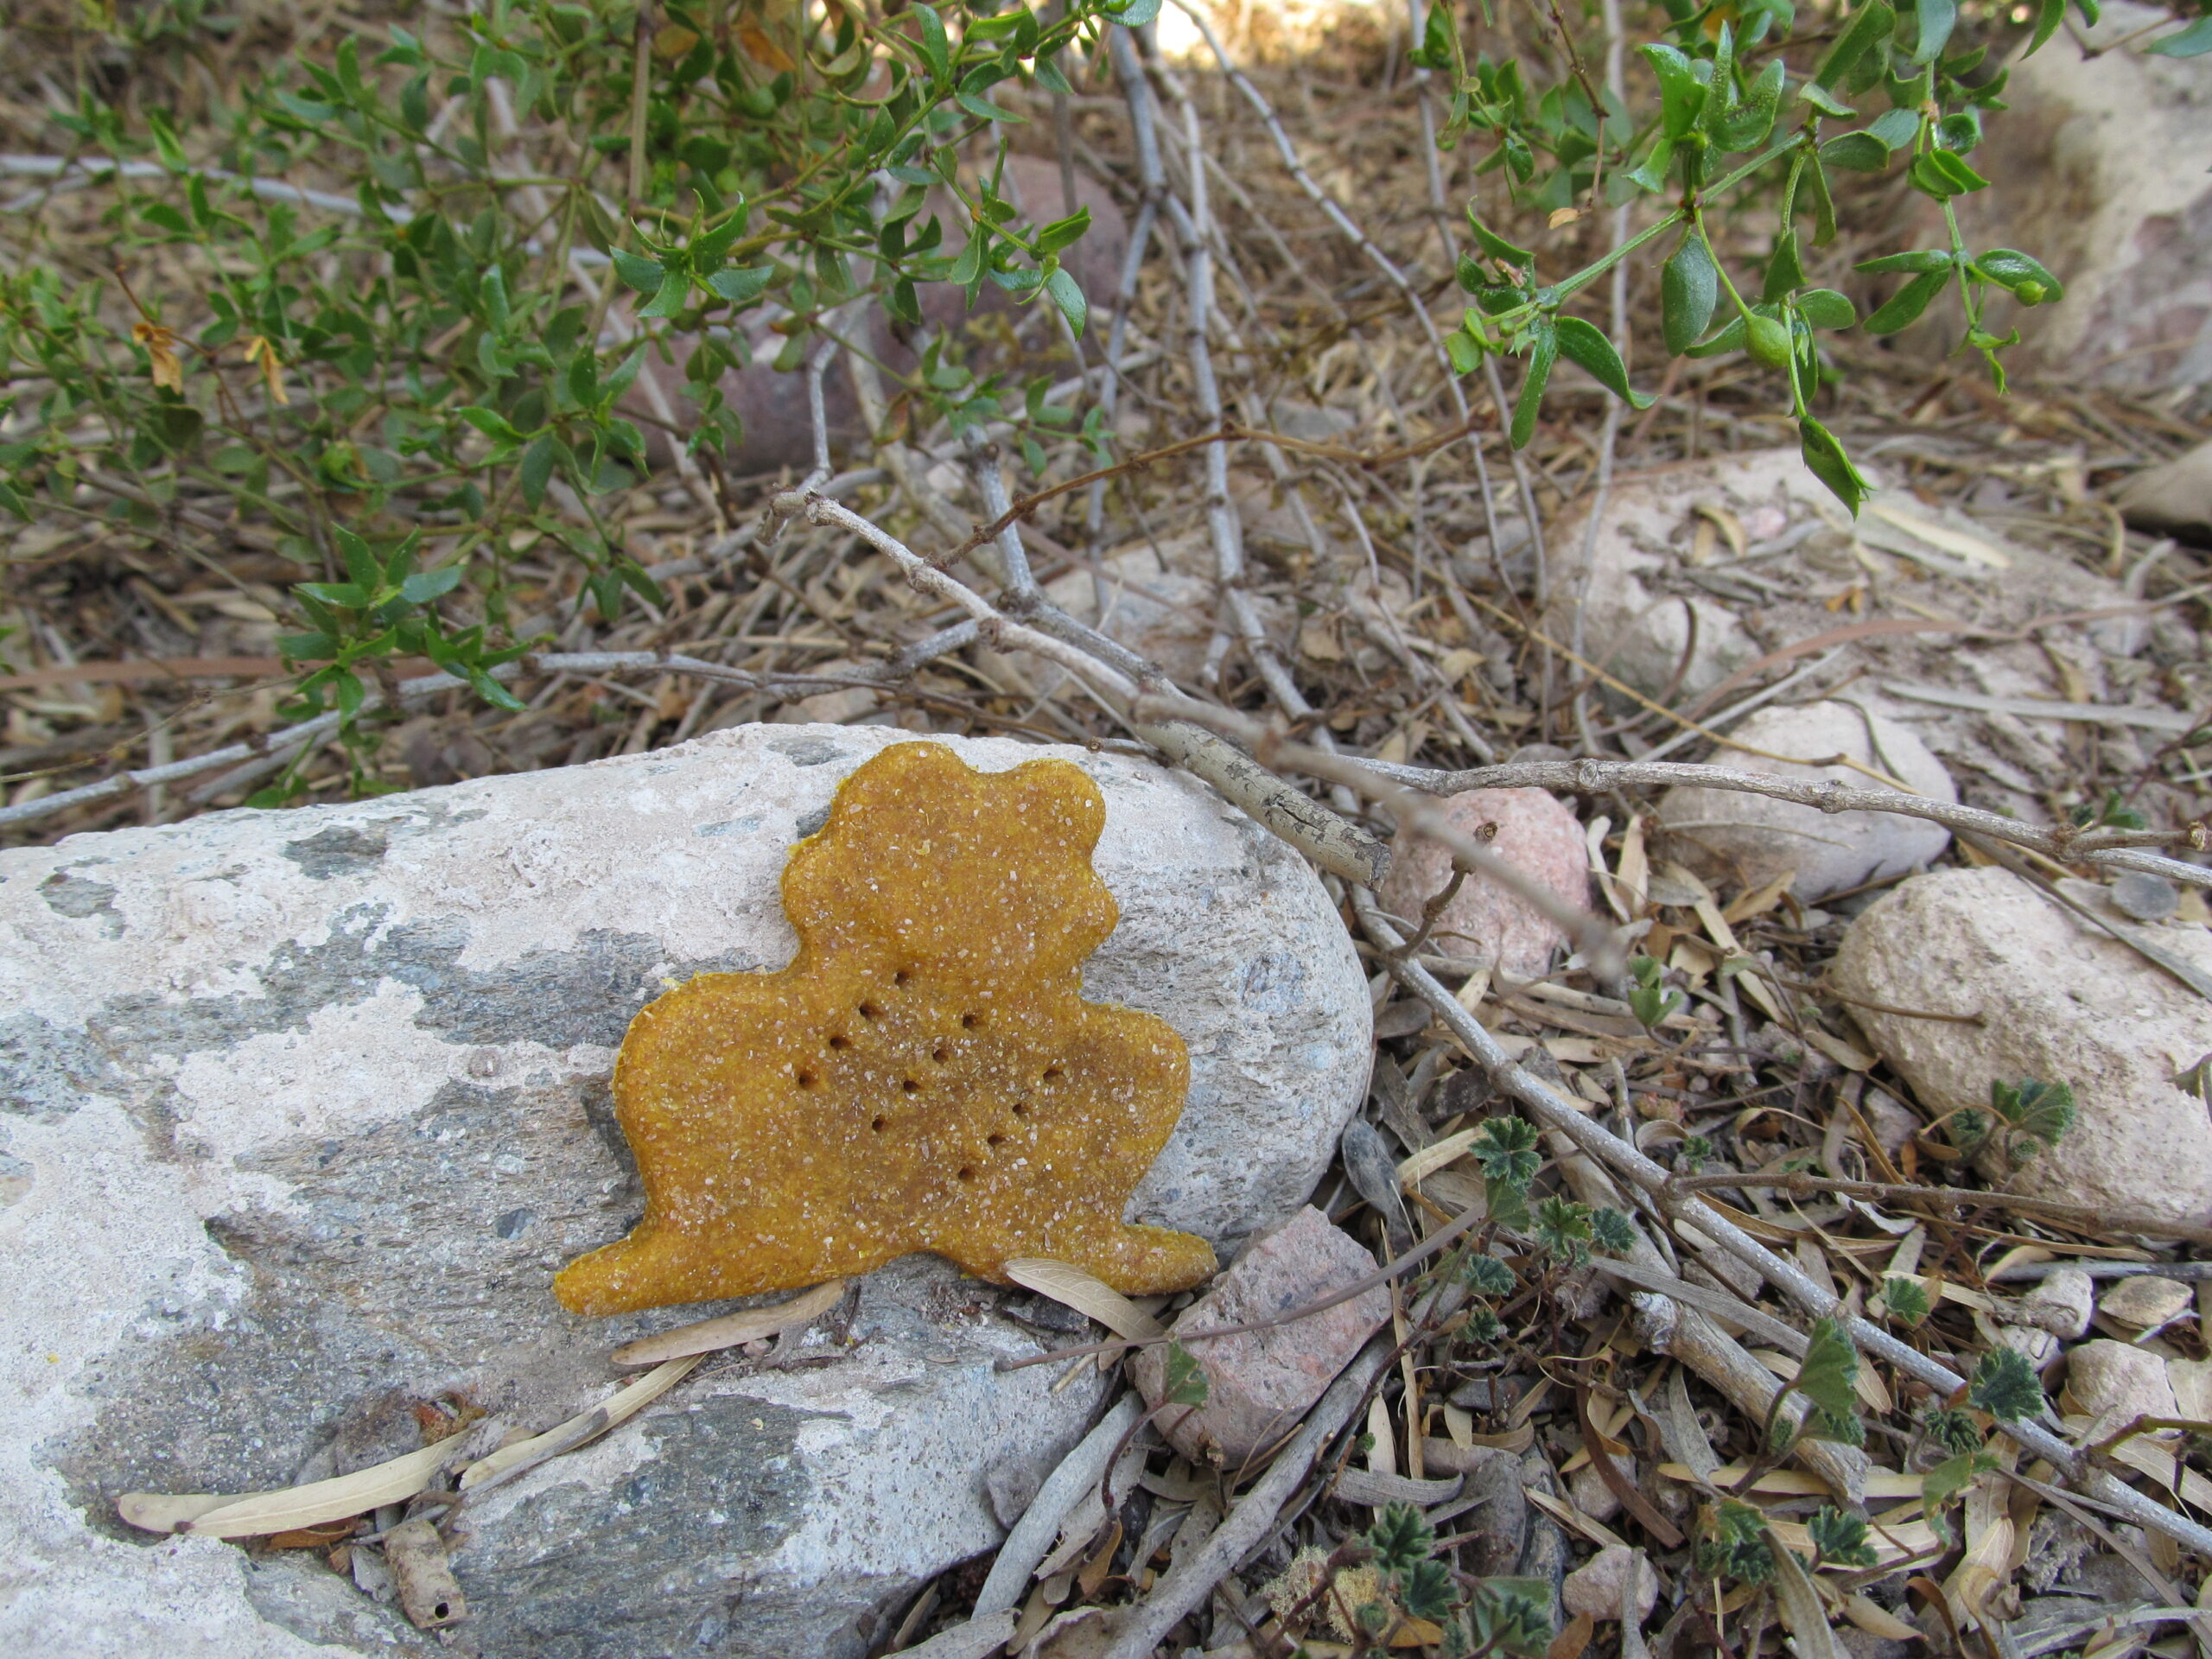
[1657,700,1957,900]
[1833,866,2212,1228]
[0,723,1370,1657]
[1922,2,2212,391]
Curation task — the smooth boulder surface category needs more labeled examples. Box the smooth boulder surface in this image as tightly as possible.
[1657,700,1957,900]
[0,723,1370,1658]
[1832,867,2212,1228]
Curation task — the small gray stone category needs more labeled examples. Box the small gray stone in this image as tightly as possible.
[2118,440,2212,541]
[2099,1274,2193,1330]
[1448,1376,1516,1414]
[2110,871,2180,923]
[2066,1338,2179,1428]
[1658,700,1957,901]
[2018,1267,2095,1339]
[1546,452,1836,700]
[1562,1545,1658,1623]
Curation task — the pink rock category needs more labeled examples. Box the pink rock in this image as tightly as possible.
[1377,789,1589,976]
[1128,1206,1389,1467]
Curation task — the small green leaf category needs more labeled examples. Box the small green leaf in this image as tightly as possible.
[1797,288,1858,329]
[1816,1,1897,88]
[1988,1078,2076,1159]
[1762,231,1806,302]
[520,434,556,506]
[1162,1338,1209,1408]
[1798,80,1857,118]
[1910,149,1989,200]
[1533,1196,1593,1266]
[612,249,665,295]
[399,565,461,606]
[1808,1505,1878,1567]
[638,268,690,320]
[1509,324,1557,450]
[1554,316,1651,408]
[1034,207,1090,255]
[1591,1208,1639,1255]
[295,581,371,609]
[1461,1254,1516,1296]
[1800,416,1871,515]
[1858,248,1956,276]
[1864,268,1953,334]
[457,404,524,443]
[2027,0,2068,54]
[2146,15,2212,55]
[1796,1317,1860,1422]
[1044,268,1087,338]
[1914,0,1958,63]
[1465,212,1535,270]
[145,108,188,171]
[1662,233,1719,357]
[1444,327,1484,375]
[334,526,379,588]
[705,265,775,306]
[1366,1503,1435,1573]
[1820,131,1894,173]
[1641,43,1708,139]
[1974,249,2065,305]
[1923,1449,1994,1515]
[1881,1275,1930,1327]
[910,2,950,79]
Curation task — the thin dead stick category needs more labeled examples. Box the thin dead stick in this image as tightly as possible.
[1355,890,2212,1560]
[972,1394,1147,1617]
[962,422,1389,887]
[1668,1171,2212,1248]
[1146,7,1530,588]
[0,638,976,834]
[1097,1331,1395,1659]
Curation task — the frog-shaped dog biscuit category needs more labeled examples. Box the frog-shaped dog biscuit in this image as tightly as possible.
[555,741,1217,1315]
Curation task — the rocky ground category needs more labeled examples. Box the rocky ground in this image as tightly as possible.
[5,3,2212,1659]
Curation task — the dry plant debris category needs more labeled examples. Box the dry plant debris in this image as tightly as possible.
[556,740,1216,1315]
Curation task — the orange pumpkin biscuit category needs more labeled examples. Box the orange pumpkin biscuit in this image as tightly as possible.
[555,741,1217,1315]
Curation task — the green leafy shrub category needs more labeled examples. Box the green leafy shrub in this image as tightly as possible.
[3,0,1132,791]
[1418,0,2102,512]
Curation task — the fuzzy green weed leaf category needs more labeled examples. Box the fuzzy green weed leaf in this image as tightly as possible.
[1533,1196,1593,1266]
[1366,1502,1436,1573]
[1987,1078,2075,1161]
[1808,1504,1877,1567]
[1881,1276,1931,1328]
[1591,1208,1639,1256]
[1796,1317,1860,1422]
[1464,1578,1555,1658]
[1969,1347,2045,1423]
